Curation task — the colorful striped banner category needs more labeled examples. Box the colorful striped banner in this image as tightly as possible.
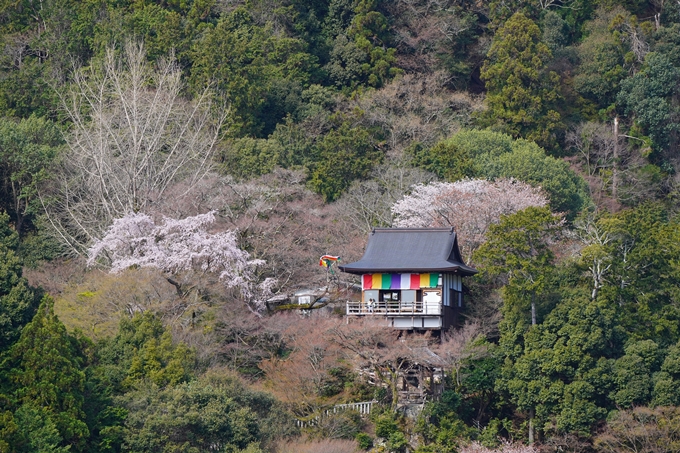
[381,274,391,289]
[361,273,440,290]
[392,274,401,289]
[400,273,411,290]
[410,274,420,289]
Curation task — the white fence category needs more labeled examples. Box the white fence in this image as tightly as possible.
[295,400,377,427]
[346,300,441,315]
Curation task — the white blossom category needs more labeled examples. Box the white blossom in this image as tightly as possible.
[88,211,275,312]
[391,178,548,261]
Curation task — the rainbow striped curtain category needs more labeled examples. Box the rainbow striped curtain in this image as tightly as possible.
[362,273,440,290]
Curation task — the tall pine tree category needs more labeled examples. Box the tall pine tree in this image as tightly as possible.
[3,298,89,452]
[481,12,563,153]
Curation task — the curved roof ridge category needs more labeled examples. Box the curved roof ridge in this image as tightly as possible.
[339,228,477,276]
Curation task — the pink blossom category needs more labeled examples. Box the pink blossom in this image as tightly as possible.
[88,211,275,312]
[392,179,548,261]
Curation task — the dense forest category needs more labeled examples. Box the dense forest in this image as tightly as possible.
[1,0,680,452]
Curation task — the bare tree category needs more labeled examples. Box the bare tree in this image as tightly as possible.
[567,120,664,209]
[350,72,482,157]
[135,169,367,295]
[43,41,226,255]
[566,121,620,211]
[574,215,620,300]
[460,441,538,453]
[594,406,680,453]
[259,316,346,417]
[436,323,494,424]
[650,0,667,29]
[328,319,422,409]
[336,162,437,232]
[436,323,487,389]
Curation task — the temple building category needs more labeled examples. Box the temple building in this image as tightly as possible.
[339,228,477,331]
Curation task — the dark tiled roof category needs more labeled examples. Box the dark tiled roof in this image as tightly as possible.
[339,228,477,275]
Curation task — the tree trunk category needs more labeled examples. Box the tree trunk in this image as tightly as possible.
[166,277,185,297]
[613,117,619,201]
[529,408,535,444]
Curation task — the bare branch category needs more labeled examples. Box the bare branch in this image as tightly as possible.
[44,41,226,256]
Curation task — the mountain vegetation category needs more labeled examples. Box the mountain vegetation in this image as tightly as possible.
[1,0,680,452]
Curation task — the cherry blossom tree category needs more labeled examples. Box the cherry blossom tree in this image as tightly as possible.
[43,41,225,256]
[87,211,276,314]
[391,178,548,261]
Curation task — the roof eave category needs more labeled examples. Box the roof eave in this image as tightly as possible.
[339,265,478,276]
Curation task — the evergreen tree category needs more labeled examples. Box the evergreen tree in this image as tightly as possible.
[480,13,563,152]
[307,121,383,202]
[0,115,62,237]
[4,297,89,451]
[0,212,38,353]
[617,51,680,157]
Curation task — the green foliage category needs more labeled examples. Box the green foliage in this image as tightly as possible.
[97,312,195,390]
[0,58,58,120]
[80,314,228,452]
[487,0,540,25]
[573,8,628,110]
[652,23,680,67]
[94,4,183,64]
[474,206,563,322]
[599,204,680,345]
[325,0,400,90]
[499,295,620,437]
[617,51,680,156]
[220,137,283,179]
[355,432,373,450]
[190,7,318,137]
[412,129,589,219]
[409,140,476,182]
[482,203,680,438]
[387,431,408,452]
[445,129,515,159]
[130,369,289,452]
[0,115,62,237]
[610,340,660,408]
[9,404,70,453]
[542,11,569,54]
[3,297,89,451]
[0,212,38,352]
[415,390,475,452]
[480,12,563,152]
[477,139,589,219]
[457,348,502,427]
[374,412,400,439]
[652,340,680,406]
[307,121,383,201]
[0,0,101,118]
